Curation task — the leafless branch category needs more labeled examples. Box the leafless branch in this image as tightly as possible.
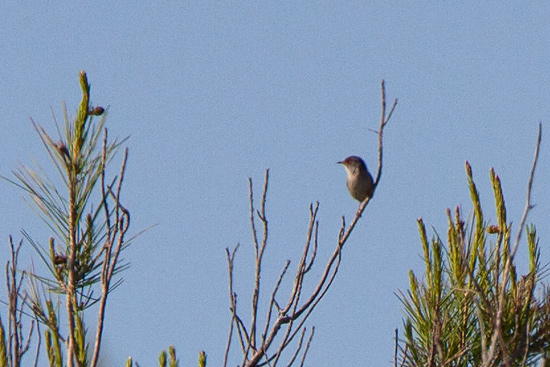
[5,236,36,367]
[394,328,399,367]
[224,246,237,367]
[90,133,130,367]
[283,327,307,367]
[299,327,314,367]
[261,261,291,350]
[480,124,542,367]
[512,123,542,258]
[251,170,270,351]
[227,81,397,367]
[33,316,41,367]
[341,80,397,242]
[374,79,398,187]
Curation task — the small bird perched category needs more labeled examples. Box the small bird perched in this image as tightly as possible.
[338,156,374,202]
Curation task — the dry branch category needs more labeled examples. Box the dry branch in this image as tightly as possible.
[225,81,397,367]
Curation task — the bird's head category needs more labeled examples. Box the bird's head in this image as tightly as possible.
[337,155,367,175]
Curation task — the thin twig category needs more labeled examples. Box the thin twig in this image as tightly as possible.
[33,315,41,367]
[304,215,319,274]
[91,145,130,367]
[251,170,270,349]
[225,245,246,367]
[224,246,238,367]
[284,327,307,367]
[394,328,399,367]
[299,327,314,367]
[511,123,542,258]
[261,260,291,352]
[281,203,319,317]
[235,82,397,367]
[483,124,542,367]
[374,80,398,187]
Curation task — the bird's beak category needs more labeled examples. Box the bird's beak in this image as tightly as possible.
[337,161,343,164]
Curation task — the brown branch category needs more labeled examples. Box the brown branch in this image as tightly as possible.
[90,141,130,367]
[511,123,542,259]
[7,236,33,367]
[394,328,414,367]
[394,328,399,367]
[303,211,319,274]
[264,211,322,365]
[246,240,342,367]
[224,246,238,367]
[482,123,542,367]
[261,260,291,349]
[251,170,270,349]
[280,203,320,318]
[374,79,398,188]
[298,327,314,367]
[225,245,252,367]
[107,149,130,281]
[282,327,307,367]
[66,154,78,367]
[339,80,396,244]
[33,315,41,367]
[233,81,397,367]
[272,302,299,366]
[91,204,113,364]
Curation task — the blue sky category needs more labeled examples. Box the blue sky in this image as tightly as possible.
[1,2,549,366]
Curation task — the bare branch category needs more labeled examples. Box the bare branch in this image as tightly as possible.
[299,327,314,367]
[91,144,130,367]
[303,211,318,274]
[280,203,320,318]
[251,170,270,349]
[261,260,291,349]
[394,328,399,367]
[284,327,307,367]
[483,124,542,367]
[33,316,41,367]
[225,245,247,367]
[512,123,542,258]
[229,82,396,367]
[340,80,396,246]
[374,79,398,187]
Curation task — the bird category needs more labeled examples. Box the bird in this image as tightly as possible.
[338,156,374,202]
